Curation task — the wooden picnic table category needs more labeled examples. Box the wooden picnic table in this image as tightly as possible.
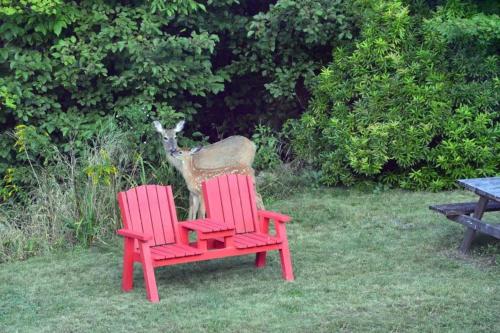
[430,177,500,253]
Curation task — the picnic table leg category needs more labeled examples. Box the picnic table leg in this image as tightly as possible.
[459,196,488,253]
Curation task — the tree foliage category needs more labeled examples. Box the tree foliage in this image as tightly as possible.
[291,0,499,190]
[183,0,357,135]
[0,0,224,179]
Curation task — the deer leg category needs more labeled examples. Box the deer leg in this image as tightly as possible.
[255,191,265,210]
[188,193,195,220]
[198,194,206,219]
[189,193,200,221]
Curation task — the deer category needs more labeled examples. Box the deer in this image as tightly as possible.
[153,120,263,220]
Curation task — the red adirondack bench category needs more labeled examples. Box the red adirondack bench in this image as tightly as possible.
[117,176,293,303]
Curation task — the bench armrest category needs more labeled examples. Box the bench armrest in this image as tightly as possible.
[117,229,153,242]
[258,210,291,223]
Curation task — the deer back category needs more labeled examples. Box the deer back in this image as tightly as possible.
[193,136,256,169]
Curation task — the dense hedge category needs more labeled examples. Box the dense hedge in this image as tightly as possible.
[291,0,499,190]
[0,0,225,179]
[0,0,498,196]
[0,0,357,195]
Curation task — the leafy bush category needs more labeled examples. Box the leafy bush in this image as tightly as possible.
[0,122,189,262]
[186,0,358,135]
[252,124,283,171]
[0,0,224,178]
[291,0,499,190]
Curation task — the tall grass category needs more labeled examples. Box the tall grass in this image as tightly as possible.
[0,126,187,263]
[0,122,315,262]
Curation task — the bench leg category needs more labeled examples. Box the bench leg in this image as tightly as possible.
[255,252,267,268]
[279,244,294,281]
[140,243,159,303]
[459,197,488,254]
[122,238,135,292]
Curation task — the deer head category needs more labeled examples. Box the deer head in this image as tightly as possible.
[153,120,185,154]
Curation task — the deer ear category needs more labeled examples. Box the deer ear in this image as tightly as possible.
[153,121,164,133]
[174,120,185,132]
[189,146,202,155]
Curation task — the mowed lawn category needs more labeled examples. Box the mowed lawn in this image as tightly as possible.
[1,188,499,332]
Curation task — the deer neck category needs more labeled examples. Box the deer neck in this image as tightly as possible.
[164,150,183,173]
[165,151,199,193]
[178,156,196,188]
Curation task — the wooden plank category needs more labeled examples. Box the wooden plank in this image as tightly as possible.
[233,236,254,248]
[165,245,189,257]
[234,234,268,248]
[198,219,222,231]
[244,175,260,232]
[203,178,228,227]
[157,186,176,244]
[146,186,166,245]
[175,244,203,255]
[150,247,173,260]
[451,215,500,239]
[136,186,156,245]
[152,246,182,259]
[165,186,181,242]
[237,175,256,233]
[117,192,132,230]
[458,177,500,202]
[152,242,284,268]
[218,175,238,232]
[125,188,144,233]
[182,221,213,233]
[244,233,271,244]
[227,174,246,232]
[429,201,500,216]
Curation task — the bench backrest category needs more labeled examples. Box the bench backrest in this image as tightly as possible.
[202,174,260,234]
[118,185,180,248]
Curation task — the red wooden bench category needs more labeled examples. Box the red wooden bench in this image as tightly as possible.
[117,175,293,303]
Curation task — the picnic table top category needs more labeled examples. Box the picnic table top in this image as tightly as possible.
[458,177,500,203]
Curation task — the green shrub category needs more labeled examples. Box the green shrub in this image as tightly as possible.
[252,124,283,171]
[187,0,358,135]
[291,0,499,190]
[0,0,224,178]
[0,122,189,262]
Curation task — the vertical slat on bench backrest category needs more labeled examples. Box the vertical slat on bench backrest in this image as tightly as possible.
[217,175,238,232]
[237,175,257,233]
[118,188,142,250]
[164,185,180,243]
[123,188,143,233]
[227,174,245,232]
[156,186,178,244]
[202,177,228,227]
[136,186,155,245]
[118,191,135,253]
[247,175,260,233]
[146,185,166,245]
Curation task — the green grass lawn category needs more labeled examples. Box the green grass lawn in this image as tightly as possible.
[1,187,499,332]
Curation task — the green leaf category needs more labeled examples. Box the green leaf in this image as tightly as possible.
[53,20,65,36]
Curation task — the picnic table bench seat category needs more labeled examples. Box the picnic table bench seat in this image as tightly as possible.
[429,201,500,217]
